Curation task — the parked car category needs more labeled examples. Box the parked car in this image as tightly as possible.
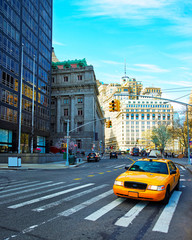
[113,157,180,204]
[110,152,118,159]
[87,153,100,162]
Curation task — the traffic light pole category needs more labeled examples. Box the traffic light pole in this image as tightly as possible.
[65,117,108,167]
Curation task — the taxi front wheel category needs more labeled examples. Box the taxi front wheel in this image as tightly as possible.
[162,186,170,205]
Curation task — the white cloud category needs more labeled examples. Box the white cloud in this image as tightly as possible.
[53,40,66,46]
[130,64,169,73]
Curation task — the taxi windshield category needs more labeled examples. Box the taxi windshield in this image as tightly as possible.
[129,161,168,174]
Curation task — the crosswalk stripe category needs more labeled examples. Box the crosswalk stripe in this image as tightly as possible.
[114,164,125,168]
[1,183,79,205]
[152,191,182,233]
[8,183,94,209]
[0,181,52,198]
[0,182,64,200]
[0,180,28,187]
[59,190,113,217]
[33,184,108,212]
[115,201,148,227]
[180,166,185,171]
[3,180,37,189]
[85,198,125,221]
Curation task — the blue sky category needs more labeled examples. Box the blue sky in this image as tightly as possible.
[52,0,192,109]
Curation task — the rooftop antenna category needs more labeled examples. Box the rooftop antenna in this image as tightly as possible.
[124,59,126,77]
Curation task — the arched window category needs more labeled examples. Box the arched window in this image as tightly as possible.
[126,114,129,119]
[142,114,144,120]
[147,114,150,120]
[136,114,139,120]
[167,114,170,120]
[152,114,155,120]
[158,114,161,120]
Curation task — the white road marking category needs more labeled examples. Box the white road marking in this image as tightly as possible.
[152,191,182,233]
[85,198,125,221]
[115,201,148,227]
[1,183,79,205]
[33,184,108,212]
[0,181,52,198]
[180,179,186,181]
[0,180,28,187]
[1,182,64,199]
[106,165,118,169]
[8,183,94,209]
[59,189,113,217]
[114,164,125,168]
[180,166,185,171]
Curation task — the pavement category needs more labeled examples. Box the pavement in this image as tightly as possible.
[0,156,191,173]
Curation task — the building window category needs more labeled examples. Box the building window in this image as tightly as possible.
[136,114,139,120]
[78,109,83,116]
[77,122,83,132]
[141,114,144,120]
[152,114,155,120]
[64,76,68,82]
[147,114,150,120]
[64,109,68,116]
[167,114,170,120]
[64,98,69,104]
[131,114,134,120]
[52,77,55,83]
[76,139,82,148]
[78,97,83,103]
[77,75,82,80]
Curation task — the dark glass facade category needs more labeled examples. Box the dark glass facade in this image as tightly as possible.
[0,0,52,153]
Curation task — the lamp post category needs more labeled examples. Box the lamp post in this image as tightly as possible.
[31,55,35,153]
[18,43,24,154]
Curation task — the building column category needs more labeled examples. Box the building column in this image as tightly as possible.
[70,95,75,130]
[57,97,61,133]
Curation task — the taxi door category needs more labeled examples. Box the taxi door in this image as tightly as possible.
[168,161,178,191]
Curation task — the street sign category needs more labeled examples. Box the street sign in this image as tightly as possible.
[65,136,71,139]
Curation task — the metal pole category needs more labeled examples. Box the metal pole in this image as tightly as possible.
[31,55,35,153]
[186,105,191,164]
[18,43,24,154]
[66,119,69,166]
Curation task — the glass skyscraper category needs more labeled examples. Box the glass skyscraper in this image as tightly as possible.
[0,0,53,153]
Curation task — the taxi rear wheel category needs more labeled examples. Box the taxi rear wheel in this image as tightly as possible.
[175,178,180,191]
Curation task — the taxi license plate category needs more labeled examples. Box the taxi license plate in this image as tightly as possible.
[128,192,138,198]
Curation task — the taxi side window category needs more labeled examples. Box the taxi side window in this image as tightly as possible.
[169,161,177,170]
[168,162,174,172]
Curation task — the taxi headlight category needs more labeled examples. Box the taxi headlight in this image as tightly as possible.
[147,185,165,191]
[114,180,124,186]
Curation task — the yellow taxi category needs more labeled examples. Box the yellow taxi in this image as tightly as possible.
[113,157,180,204]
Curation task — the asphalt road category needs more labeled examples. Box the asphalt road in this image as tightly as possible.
[0,155,191,240]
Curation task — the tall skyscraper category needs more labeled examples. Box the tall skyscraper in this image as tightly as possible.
[0,0,53,153]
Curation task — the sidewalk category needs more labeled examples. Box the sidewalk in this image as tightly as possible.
[0,160,86,170]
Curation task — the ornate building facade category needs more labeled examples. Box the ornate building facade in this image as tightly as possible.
[51,55,105,154]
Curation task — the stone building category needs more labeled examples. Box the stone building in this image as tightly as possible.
[51,55,105,154]
[98,78,174,152]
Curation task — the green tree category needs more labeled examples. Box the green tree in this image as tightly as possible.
[151,125,172,154]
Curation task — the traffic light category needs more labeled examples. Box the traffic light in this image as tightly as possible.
[106,120,112,128]
[61,143,67,148]
[109,100,120,112]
